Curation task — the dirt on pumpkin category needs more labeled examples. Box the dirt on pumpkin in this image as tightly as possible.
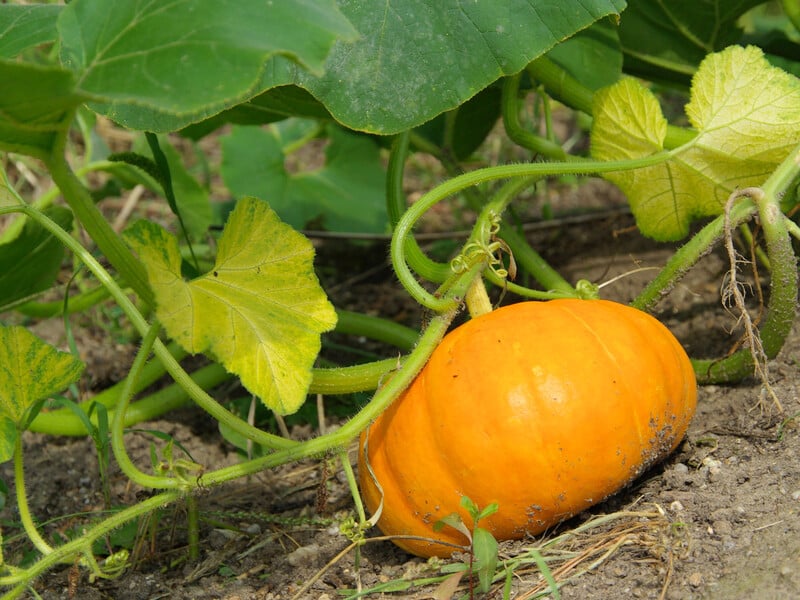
[2,181,800,600]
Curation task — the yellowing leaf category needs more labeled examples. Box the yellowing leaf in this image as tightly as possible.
[0,326,85,426]
[592,45,800,241]
[125,197,337,415]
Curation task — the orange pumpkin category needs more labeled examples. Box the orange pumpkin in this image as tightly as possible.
[358,299,697,558]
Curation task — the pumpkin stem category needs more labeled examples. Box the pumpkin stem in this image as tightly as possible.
[465,277,493,318]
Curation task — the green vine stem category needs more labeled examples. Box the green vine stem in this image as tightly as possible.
[632,200,759,312]
[13,284,111,317]
[44,127,154,307]
[525,56,696,150]
[189,260,486,488]
[387,132,452,283]
[690,145,800,384]
[334,309,418,351]
[784,0,800,33]
[496,223,576,295]
[0,203,298,451]
[3,264,486,598]
[28,341,189,434]
[110,322,184,489]
[391,154,673,311]
[0,490,184,599]
[13,436,54,558]
[502,72,570,161]
[30,357,408,437]
[0,205,432,449]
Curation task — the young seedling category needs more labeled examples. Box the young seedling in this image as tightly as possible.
[434,496,500,597]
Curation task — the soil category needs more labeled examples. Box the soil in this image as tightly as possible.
[3,182,800,600]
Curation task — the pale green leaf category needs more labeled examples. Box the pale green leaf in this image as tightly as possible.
[125,197,337,415]
[592,46,800,240]
[0,326,85,427]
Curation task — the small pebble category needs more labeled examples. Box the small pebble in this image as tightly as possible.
[287,543,320,567]
[702,456,722,475]
[244,523,261,535]
[688,572,703,587]
[790,490,800,501]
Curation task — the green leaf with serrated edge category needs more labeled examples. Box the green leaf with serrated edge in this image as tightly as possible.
[125,197,337,415]
[155,0,626,135]
[0,4,62,59]
[0,206,73,311]
[0,60,89,158]
[0,326,85,429]
[591,46,800,241]
[221,122,387,233]
[58,0,357,132]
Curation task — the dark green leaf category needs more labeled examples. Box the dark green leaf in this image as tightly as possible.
[0,4,62,59]
[414,85,503,161]
[547,18,622,91]
[180,86,333,140]
[618,0,766,85]
[0,206,73,311]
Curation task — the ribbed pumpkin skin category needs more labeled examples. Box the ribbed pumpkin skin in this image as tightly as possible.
[358,299,697,558]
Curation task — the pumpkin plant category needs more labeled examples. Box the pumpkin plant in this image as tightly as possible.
[1,0,800,597]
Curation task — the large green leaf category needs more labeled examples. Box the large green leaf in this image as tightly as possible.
[221,122,388,232]
[0,60,90,158]
[0,4,62,59]
[618,0,767,85]
[592,45,800,240]
[125,197,337,415]
[0,206,73,312]
[293,0,626,133]
[0,325,84,434]
[58,0,357,131]
[171,0,626,135]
